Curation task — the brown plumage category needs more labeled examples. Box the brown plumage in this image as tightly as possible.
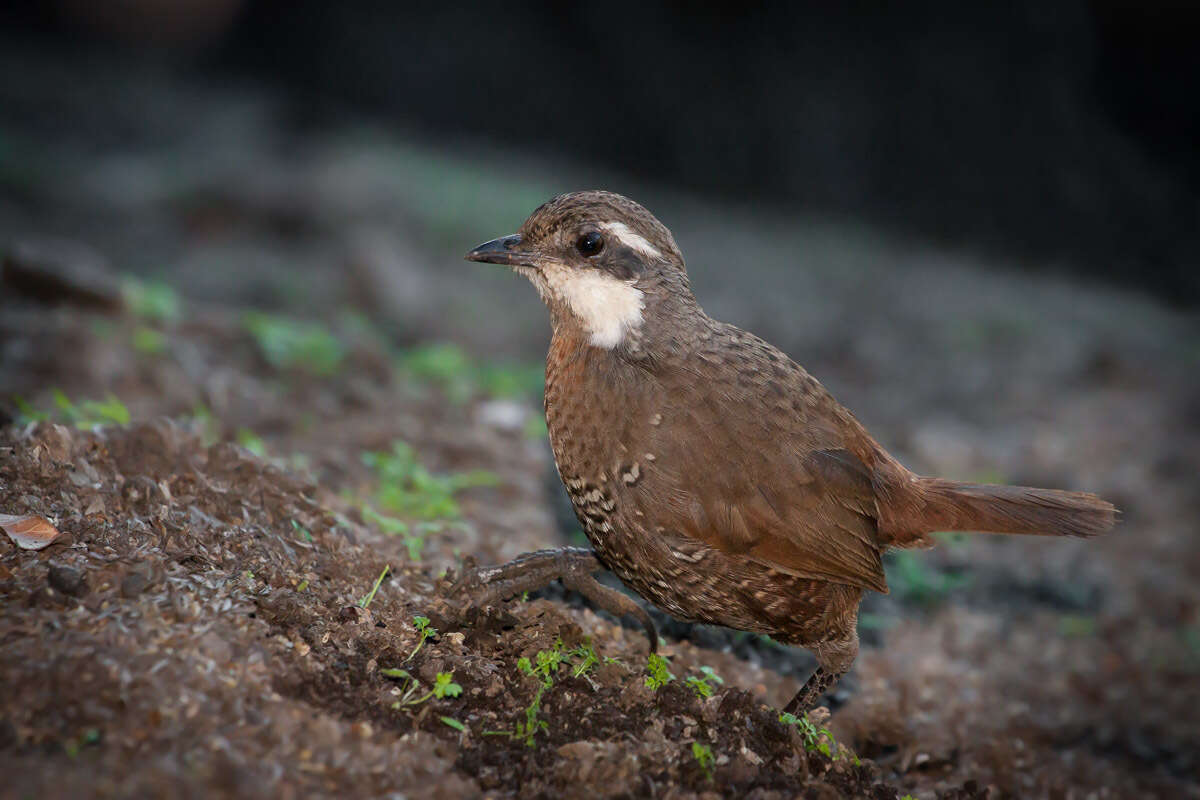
[460,190,1116,714]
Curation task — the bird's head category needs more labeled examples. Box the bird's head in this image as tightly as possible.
[466,190,695,351]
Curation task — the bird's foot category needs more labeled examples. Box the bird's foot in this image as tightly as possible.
[446,546,658,653]
[782,667,843,716]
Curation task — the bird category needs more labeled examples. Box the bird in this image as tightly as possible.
[458,190,1116,715]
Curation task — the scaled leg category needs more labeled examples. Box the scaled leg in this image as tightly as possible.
[449,546,658,652]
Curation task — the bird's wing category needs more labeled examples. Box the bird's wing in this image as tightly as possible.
[637,331,888,593]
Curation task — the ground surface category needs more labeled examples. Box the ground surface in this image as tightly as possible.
[2,45,1199,799]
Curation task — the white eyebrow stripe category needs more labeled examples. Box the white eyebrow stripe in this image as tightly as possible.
[599,221,662,259]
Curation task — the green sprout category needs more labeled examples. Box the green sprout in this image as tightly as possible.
[384,669,461,708]
[236,428,267,457]
[432,671,463,699]
[779,711,857,763]
[686,665,725,698]
[513,684,549,748]
[482,678,550,749]
[290,519,314,542]
[357,565,391,609]
[645,653,675,690]
[359,440,497,562]
[63,728,102,759]
[494,639,605,748]
[364,441,498,520]
[122,278,181,322]
[132,325,167,355]
[691,742,715,781]
[536,644,567,682]
[569,639,600,679]
[243,311,344,376]
[398,343,543,405]
[406,615,439,661]
[24,389,132,429]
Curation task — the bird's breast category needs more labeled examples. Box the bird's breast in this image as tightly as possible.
[544,334,664,554]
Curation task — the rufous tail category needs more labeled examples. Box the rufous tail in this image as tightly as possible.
[912,477,1117,538]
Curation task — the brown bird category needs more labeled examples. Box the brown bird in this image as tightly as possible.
[460,190,1116,714]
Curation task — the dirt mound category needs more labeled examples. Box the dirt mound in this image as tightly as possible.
[0,420,913,798]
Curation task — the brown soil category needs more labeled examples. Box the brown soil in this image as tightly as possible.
[1,307,915,799]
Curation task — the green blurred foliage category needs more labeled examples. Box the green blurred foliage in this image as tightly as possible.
[243,312,345,376]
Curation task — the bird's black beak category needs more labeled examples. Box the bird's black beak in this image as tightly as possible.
[465,234,537,268]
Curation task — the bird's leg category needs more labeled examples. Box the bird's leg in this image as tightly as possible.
[450,547,598,606]
[561,569,658,653]
[782,667,843,716]
[449,546,658,653]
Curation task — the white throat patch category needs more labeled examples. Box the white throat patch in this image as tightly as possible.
[539,264,644,349]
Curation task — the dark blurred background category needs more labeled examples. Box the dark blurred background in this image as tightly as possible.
[3,0,1199,306]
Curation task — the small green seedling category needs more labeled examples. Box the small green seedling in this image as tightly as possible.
[432,671,463,699]
[63,728,102,759]
[32,390,132,429]
[500,638,608,748]
[517,638,572,687]
[398,342,543,405]
[440,716,465,732]
[243,311,345,376]
[384,668,461,708]
[686,665,724,698]
[236,428,267,457]
[360,440,497,562]
[569,639,600,679]
[132,326,167,355]
[483,677,550,749]
[122,277,181,322]
[1058,614,1097,638]
[406,615,438,660]
[536,643,567,681]
[357,565,391,609]
[513,684,549,747]
[645,653,675,690]
[290,519,314,542]
[779,711,858,763]
[691,742,715,781]
[364,440,498,520]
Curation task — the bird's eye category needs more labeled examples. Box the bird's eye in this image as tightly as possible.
[575,232,604,256]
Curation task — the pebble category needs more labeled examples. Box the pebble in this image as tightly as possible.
[48,563,86,596]
[120,572,150,597]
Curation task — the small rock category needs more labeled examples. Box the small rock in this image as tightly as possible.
[120,572,150,598]
[476,400,528,433]
[32,424,73,464]
[338,605,372,625]
[48,563,87,596]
